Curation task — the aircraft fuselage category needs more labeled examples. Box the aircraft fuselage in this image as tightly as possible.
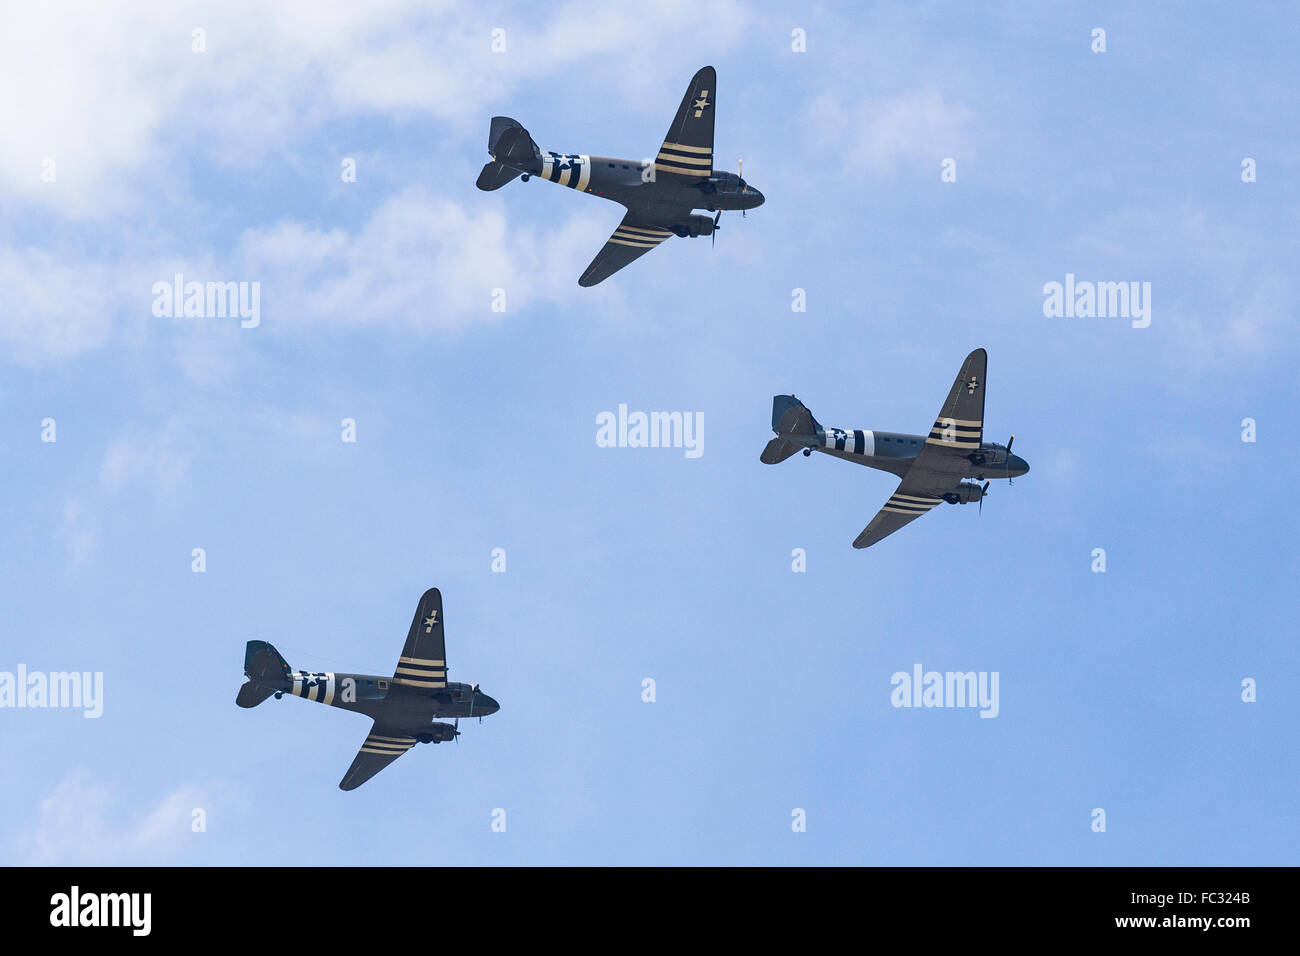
[797,426,1030,481]
[259,670,500,725]
[516,149,764,221]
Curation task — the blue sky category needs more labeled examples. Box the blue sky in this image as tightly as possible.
[2,1,1296,865]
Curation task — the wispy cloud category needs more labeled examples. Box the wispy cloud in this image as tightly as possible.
[13,770,235,865]
[807,89,973,175]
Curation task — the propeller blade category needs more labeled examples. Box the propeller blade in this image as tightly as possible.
[1006,435,1014,486]
[712,210,722,248]
[738,159,746,217]
[979,480,990,515]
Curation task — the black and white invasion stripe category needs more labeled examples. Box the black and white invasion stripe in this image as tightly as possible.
[882,493,942,515]
[822,427,875,456]
[926,417,982,450]
[540,151,591,190]
[290,671,336,705]
[654,141,711,178]
[393,656,446,690]
[360,733,416,757]
[609,224,671,249]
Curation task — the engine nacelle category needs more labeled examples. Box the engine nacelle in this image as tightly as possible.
[943,481,987,505]
[672,214,716,238]
[416,722,459,744]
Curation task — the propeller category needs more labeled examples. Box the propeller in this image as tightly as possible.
[978,480,990,515]
[454,717,460,746]
[711,210,722,247]
[1005,435,1015,486]
[738,159,746,217]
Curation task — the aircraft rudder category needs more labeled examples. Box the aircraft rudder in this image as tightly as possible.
[771,394,820,433]
[487,117,541,172]
[244,640,291,681]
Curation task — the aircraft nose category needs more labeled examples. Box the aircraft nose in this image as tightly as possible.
[1011,455,1030,476]
[479,694,500,715]
[748,188,764,208]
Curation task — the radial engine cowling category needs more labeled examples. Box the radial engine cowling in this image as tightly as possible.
[672,214,717,238]
[416,722,459,744]
[945,481,987,505]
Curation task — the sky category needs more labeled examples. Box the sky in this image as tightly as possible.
[2,1,1297,865]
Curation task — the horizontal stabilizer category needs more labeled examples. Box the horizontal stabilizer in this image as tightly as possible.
[236,681,276,708]
[476,160,523,191]
[760,437,802,464]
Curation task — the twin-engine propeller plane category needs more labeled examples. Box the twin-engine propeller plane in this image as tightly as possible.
[761,348,1030,549]
[236,587,499,790]
[475,65,763,286]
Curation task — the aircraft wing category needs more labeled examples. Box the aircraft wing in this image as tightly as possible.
[578,213,673,287]
[851,479,951,549]
[391,587,448,691]
[915,348,987,466]
[654,65,715,182]
[338,722,418,791]
[851,349,988,549]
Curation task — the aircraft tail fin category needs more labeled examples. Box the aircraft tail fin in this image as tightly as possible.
[771,394,820,435]
[762,396,820,464]
[242,638,290,682]
[238,640,291,707]
[484,116,541,171]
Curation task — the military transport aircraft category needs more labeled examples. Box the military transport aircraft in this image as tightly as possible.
[760,349,1030,549]
[236,587,499,790]
[475,65,763,286]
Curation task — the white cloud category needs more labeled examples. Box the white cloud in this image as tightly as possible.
[57,499,99,567]
[100,421,195,495]
[0,246,120,361]
[14,771,223,865]
[808,89,973,175]
[1,2,746,362]
[236,188,611,328]
[1070,206,1297,365]
[0,0,748,215]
